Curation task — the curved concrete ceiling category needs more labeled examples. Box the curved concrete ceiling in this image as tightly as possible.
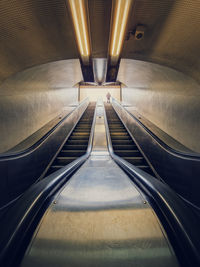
[0,0,200,84]
[88,0,111,58]
[0,0,78,83]
[0,59,83,95]
[122,0,200,84]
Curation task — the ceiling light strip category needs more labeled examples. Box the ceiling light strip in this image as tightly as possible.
[68,0,91,62]
[109,0,133,62]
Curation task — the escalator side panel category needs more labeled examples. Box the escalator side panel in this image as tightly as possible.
[111,100,200,208]
[45,103,96,176]
[0,100,89,209]
[105,104,155,176]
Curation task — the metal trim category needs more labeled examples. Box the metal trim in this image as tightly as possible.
[112,98,200,160]
[102,101,200,267]
[0,102,98,267]
[0,98,90,160]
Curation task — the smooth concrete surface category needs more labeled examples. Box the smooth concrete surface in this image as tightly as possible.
[0,60,82,153]
[118,59,200,152]
[124,107,192,153]
[122,1,200,84]
[0,1,78,83]
[6,107,75,153]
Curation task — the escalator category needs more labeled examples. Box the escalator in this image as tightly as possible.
[105,103,155,176]
[0,101,199,267]
[45,102,95,176]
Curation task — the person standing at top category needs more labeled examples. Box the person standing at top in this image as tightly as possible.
[106,92,111,103]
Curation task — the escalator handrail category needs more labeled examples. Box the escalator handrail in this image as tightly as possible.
[0,98,89,160]
[87,103,97,154]
[0,102,97,267]
[103,102,200,267]
[112,98,200,160]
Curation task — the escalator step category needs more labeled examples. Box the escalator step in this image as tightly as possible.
[109,123,124,126]
[113,145,137,150]
[108,122,120,124]
[74,127,91,130]
[106,104,156,177]
[69,136,89,140]
[59,150,86,157]
[109,123,123,125]
[109,122,121,124]
[78,123,92,125]
[115,150,140,157]
[110,128,125,130]
[110,132,129,136]
[63,145,88,150]
[71,132,90,136]
[124,157,145,165]
[110,130,127,133]
[109,129,125,131]
[75,128,91,131]
[111,136,132,140]
[67,140,88,144]
[43,103,95,177]
[137,165,150,169]
[56,156,77,164]
[112,140,133,145]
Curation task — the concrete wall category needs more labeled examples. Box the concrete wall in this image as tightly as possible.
[118,59,200,153]
[0,59,83,153]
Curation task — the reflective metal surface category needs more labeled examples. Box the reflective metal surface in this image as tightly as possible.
[20,100,179,267]
[0,98,89,208]
[92,58,107,84]
[92,100,108,153]
[111,98,200,208]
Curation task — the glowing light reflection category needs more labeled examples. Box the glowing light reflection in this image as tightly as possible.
[68,0,90,59]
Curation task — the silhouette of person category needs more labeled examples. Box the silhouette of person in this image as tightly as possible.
[106,92,111,103]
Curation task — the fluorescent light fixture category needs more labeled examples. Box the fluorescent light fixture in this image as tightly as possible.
[68,0,91,62]
[109,0,133,62]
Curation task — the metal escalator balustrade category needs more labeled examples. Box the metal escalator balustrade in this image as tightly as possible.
[105,103,154,176]
[0,103,97,267]
[19,100,179,267]
[46,102,95,175]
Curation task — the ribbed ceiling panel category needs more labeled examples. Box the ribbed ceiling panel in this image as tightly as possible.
[122,0,200,83]
[1,0,200,84]
[0,0,78,83]
[88,0,112,58]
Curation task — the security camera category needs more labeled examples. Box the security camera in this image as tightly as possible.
[135,25,145,40]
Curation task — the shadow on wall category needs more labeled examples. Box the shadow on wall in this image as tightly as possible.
[0,59,82,153]
[118,59,200,153]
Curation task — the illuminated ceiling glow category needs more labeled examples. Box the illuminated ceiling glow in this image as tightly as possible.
[68,0,91,62]
[109,0,133,63]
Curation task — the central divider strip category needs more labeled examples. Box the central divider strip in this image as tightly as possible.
[91,99,109,154]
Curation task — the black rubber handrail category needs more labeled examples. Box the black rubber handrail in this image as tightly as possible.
[0,102,97,267]
[0,98,89,160]
[103,102,200,267]
[112,98,200,160]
